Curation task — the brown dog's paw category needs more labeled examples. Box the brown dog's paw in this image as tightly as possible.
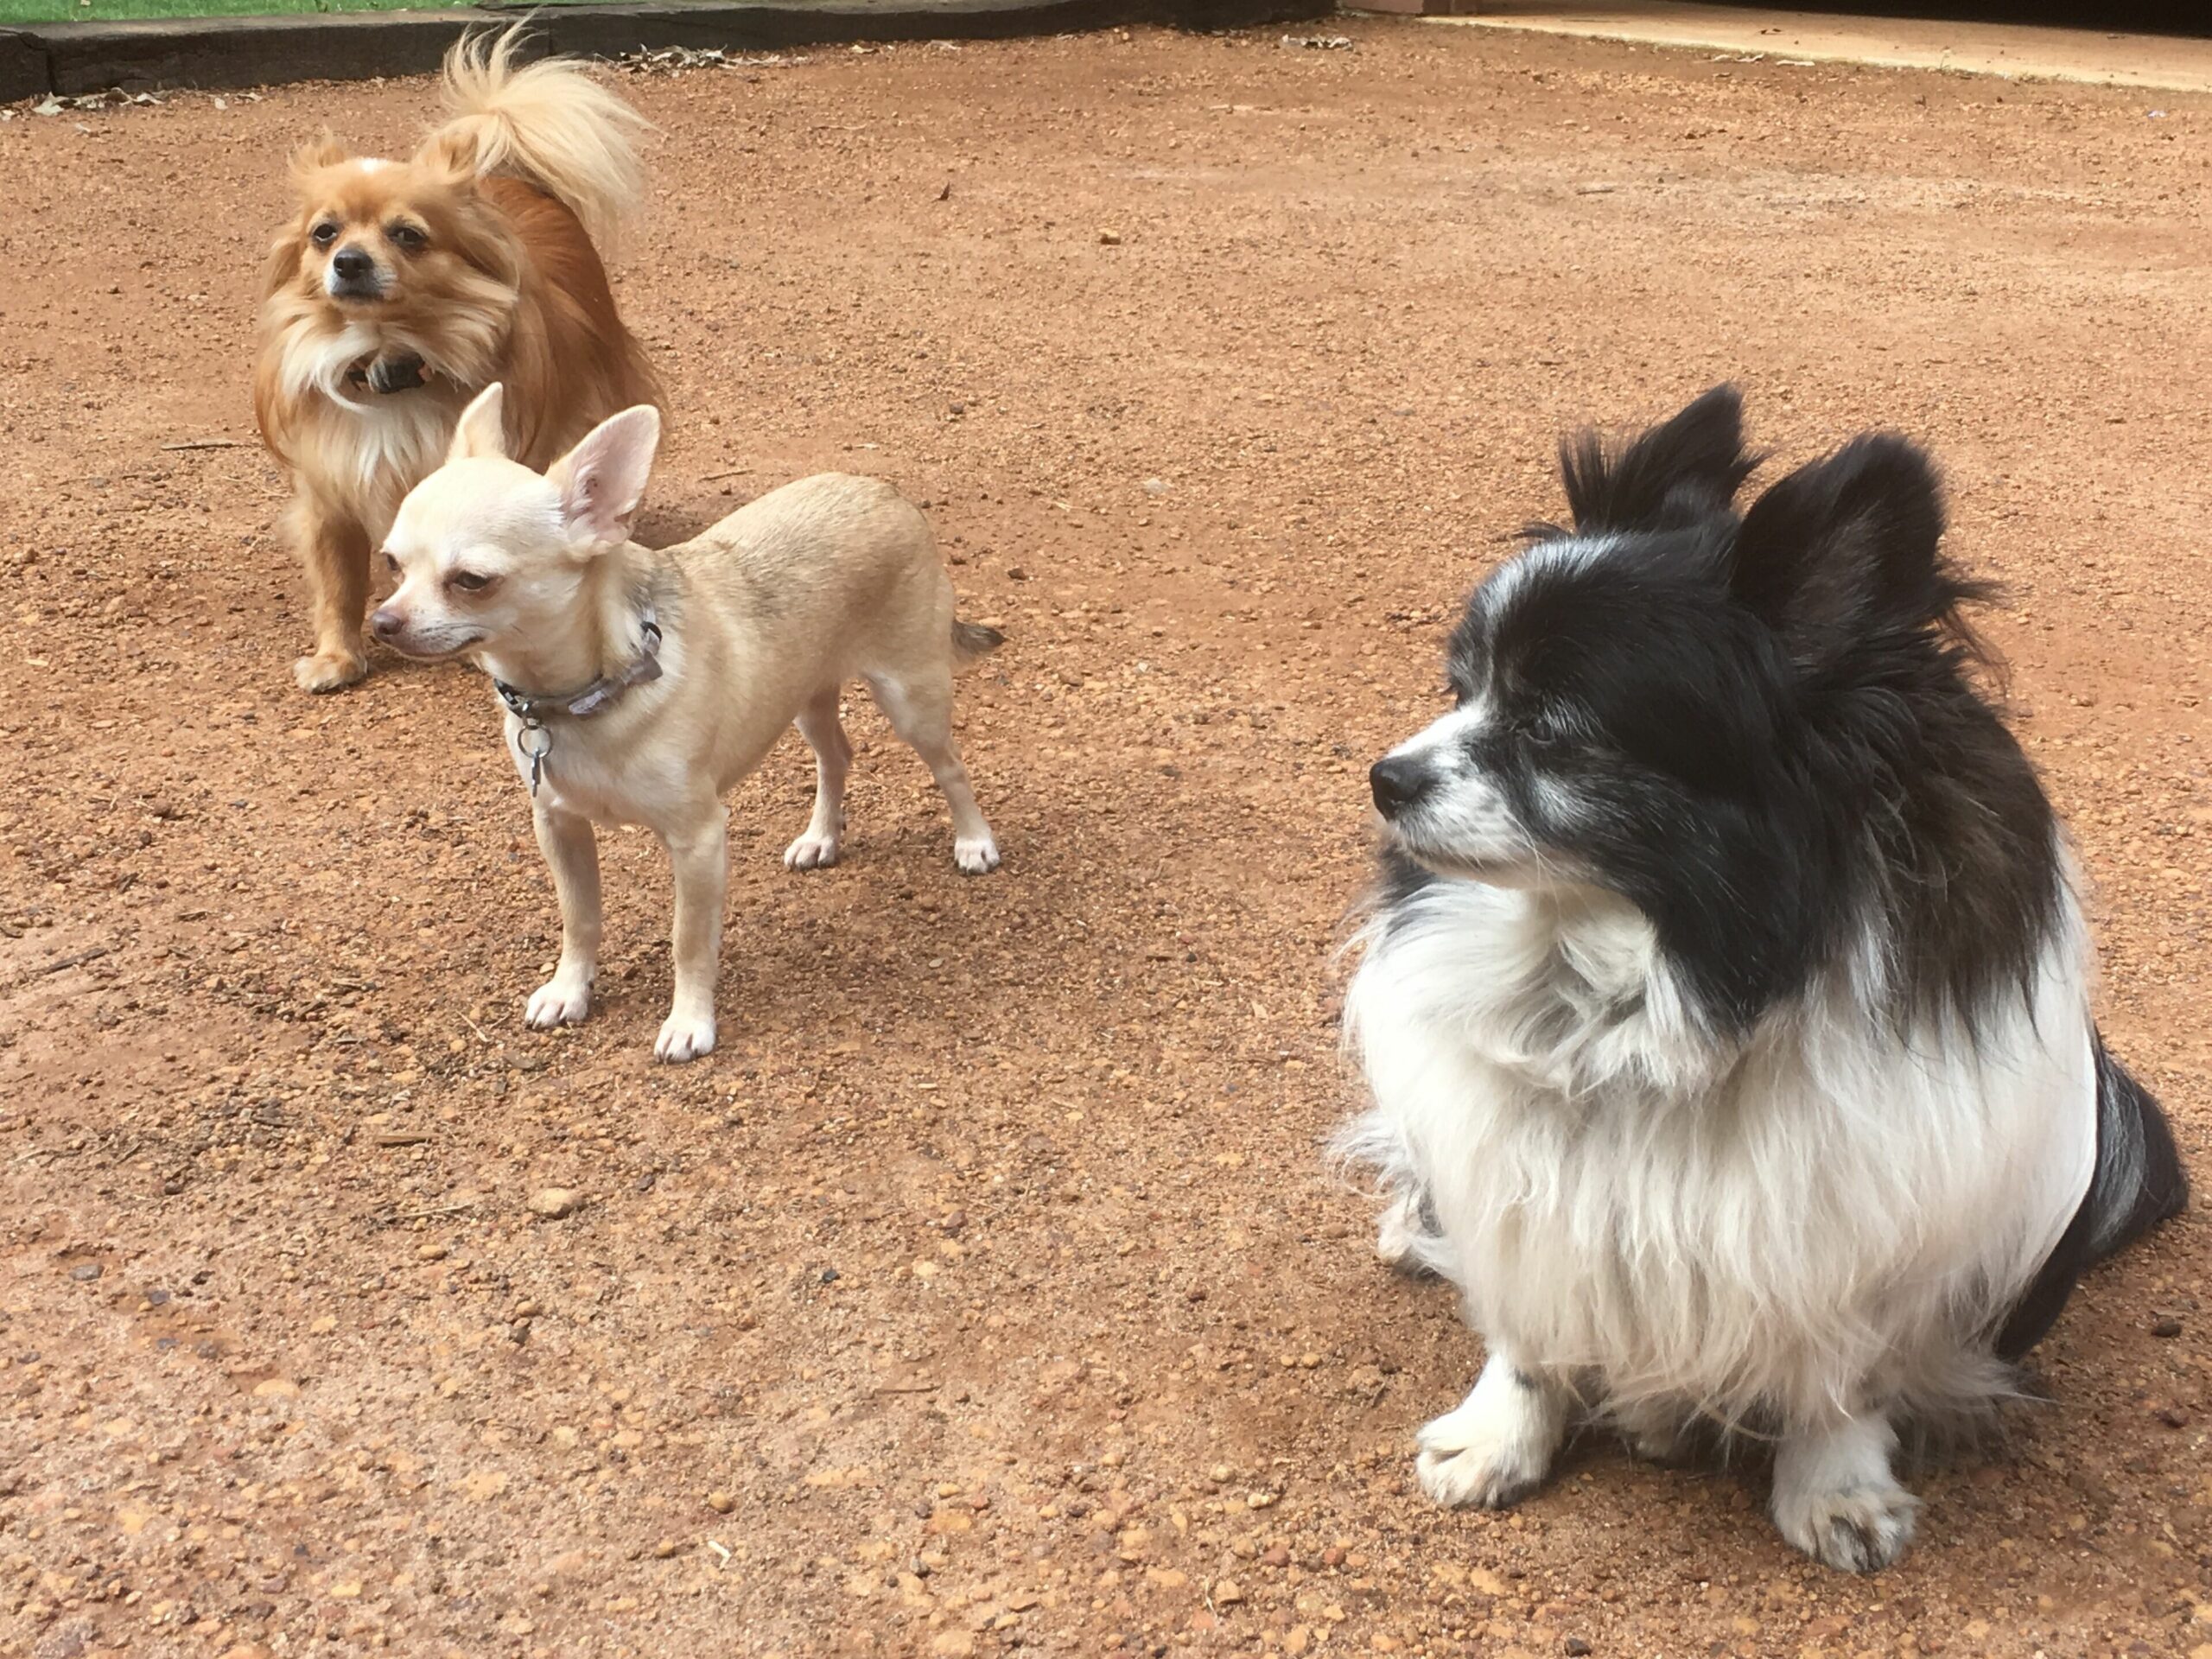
[294,650,368,694]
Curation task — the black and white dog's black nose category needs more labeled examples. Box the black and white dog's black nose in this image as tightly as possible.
[331,247,376,282]
[1370,754,1432,817]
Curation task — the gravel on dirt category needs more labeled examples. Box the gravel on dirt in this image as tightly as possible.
[0,19,2206,1657]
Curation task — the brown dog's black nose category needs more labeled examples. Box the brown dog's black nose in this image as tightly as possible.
[331,247,375,282]
[1370,755,1432,818]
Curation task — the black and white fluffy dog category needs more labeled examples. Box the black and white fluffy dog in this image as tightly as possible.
[1338,386,2186,1572]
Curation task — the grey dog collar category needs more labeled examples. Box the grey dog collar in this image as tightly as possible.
[494,606,664,795]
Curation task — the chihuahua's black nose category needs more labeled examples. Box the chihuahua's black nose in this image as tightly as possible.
[1370,754,1432,818]
[331,247,375,282]
[369,607,404,641]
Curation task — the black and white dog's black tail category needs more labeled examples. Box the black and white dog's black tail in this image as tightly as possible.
[2083,1038,2190,1257]
[1996,1035,2188,1360]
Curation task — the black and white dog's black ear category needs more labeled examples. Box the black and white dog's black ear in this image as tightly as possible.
[1557,384,1757,534]
[1730,432,1967,667]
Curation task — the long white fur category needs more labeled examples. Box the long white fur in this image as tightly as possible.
[1342,868,2095,1426]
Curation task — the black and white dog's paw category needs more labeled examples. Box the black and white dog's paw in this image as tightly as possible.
[1374,1184,1448,1279]
[1771,1417,1918,1573]
[1414,1363,1563,1510]
[1772,1479,1918,1573]
[1613,1400,1701,1466]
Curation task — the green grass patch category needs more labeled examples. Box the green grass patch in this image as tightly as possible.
[3,0,476,22]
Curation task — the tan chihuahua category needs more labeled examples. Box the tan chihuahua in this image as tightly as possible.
[372,384,1003,1062]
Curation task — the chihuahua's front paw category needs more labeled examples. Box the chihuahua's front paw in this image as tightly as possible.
[654,1008,717,1064]
[294,649,367,694]
[954,834,1001,875]
[783,830,842,871]
[526,976,593,1030]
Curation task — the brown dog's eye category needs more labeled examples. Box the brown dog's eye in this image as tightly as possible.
[388,224,428,253]
[449,571,492,594]
[310,221,340,248]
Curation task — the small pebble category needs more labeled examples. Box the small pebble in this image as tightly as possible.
[529,1188,582,1219]
[1098,228,1122,245]
[69,1262,102,1282]
[2152,1316,2183,1338]
[1566,1641,1592,1656]
[707,1491,735,1514]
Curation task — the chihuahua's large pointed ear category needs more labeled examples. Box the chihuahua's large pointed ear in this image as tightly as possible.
[1729,433,1965,668]
[288,130,349,182]
[448,384,509,462]
[546,406,662,548]
[1559,385,1757,535]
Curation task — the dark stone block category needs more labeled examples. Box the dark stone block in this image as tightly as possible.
[0,28,52,102]
[37,10,502,97]
[19,0,1327,99]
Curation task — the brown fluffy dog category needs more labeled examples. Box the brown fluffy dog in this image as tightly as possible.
[253,27,661,692]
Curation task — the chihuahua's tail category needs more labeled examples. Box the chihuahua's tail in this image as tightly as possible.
[951,620,1006,665]
[435,24,649,247]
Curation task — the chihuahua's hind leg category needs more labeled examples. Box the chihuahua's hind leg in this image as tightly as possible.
[290,492,372,693]
[864,667,999,875]
[784,686,852,872]
[525,804,601,1029]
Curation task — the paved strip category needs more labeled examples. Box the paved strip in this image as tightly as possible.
[1369,2,2212,94]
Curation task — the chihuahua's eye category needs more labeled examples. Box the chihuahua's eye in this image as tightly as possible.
[310,221,340,248]
[448,571,493,594]
[383,550,400,576]
[388,223,428,253]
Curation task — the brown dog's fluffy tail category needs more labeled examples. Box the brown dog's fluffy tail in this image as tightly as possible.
[433,25,649,248]
[952,620,1006,664]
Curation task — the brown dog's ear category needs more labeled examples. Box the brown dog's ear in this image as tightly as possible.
[416,126,481,184]
[448,384,509,462]
[289,130,348,182]
[546,406,662,549]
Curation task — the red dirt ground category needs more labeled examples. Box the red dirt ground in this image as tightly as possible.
[1,19,2207,1659]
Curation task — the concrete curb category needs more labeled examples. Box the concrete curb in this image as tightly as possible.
[6,0,1327,99]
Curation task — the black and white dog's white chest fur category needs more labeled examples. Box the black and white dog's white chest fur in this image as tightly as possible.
[1338,387,2185,1573]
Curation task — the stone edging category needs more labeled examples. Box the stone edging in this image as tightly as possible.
[2,0,1329,102]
